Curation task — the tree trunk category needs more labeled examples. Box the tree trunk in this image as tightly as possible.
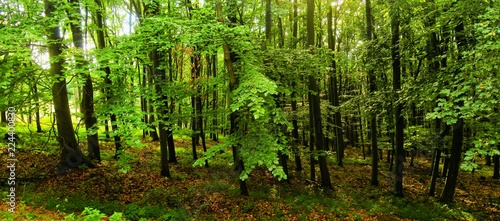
[141,66,148,138]
[493,150,499,179]
[328,5,344,167]
[34,83,43,132]
[217,1,248,196]
[147,1,172,177]
[1,111,6,125]
[486,155,491,166]
[366,0,379,186]
[307,0,332,189]
[167,48,177,163]
[440,21,466,204]
[43,0,95,171]
[67,0,100,162]
[290,0,302,171]
[210,53,219,142]
[148,69,160,142]
[426,0,443,196]
[391,1,405,197]
[94,0,122,157]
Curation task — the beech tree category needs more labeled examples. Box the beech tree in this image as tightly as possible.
[43,0,94,170]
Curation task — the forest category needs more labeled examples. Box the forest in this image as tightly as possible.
[1,0,499,220]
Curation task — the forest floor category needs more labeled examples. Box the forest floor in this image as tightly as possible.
[1,137,499,221]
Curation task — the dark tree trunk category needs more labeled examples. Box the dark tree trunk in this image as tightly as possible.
[391,2,405,197]
[148,1,171,177]
[210,53,219,142]
[427,0,443,196]
[442,149,450,177]
[191,58,199,160]
[486,155,492,166]
[141,67,148,138]
[67,0,100,162]
[290,0,302,171]
[104,119,110,139]
[307,0,332,189]
[94,0,122,157]
[217,1,248,196]
[44,0,95,171]
[440,21,466,204]
[167,48,177,163]
[493,150,499,179]
[328,5,344,167]
[1,111,6,125]
[34,83,43,133]
[271,0,289,181]
[366,0,378,186]
[308,92,316,181]
[291,86,302,171]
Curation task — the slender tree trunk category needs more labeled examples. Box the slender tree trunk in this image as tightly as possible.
[391,1,405,197]
[493,151,499,179]
[33,83,43,132]
[328,5,344,167]
[426,0,443,196]
[67,0,100,162]
[94,0,122,157]
[217,1,248,196]
[1,111,6,125]
[366,0,379,186]
[307,0,332,189]
[210,53,218,142]
[191,58,199,160]
[442,149,450,177]
[152,46,171,176]
[440,20,466,204]
[289,0,302,171]
[167,48,177,163]
[308,92,316,181]
[148,70,160,142]
[265,0,289,182]
[141,66,148,138]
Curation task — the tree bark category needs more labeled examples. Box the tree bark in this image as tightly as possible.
[217,1,248,196]
[493,147,499,179]
[34,83,43,132]
[307,0,332,189]
[43,0,95,171]
[366,0,379,186]
[440,20,466,204]
[94,0,122,157]
[290,0,302,171]
[391,1,405,197]
[67,0,100,162]
[328,4,344,167]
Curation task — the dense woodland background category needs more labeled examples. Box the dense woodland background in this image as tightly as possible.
[1,0,499,220]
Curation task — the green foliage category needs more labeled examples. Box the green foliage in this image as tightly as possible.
[63,208,123,221]
[115,152,135,174]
